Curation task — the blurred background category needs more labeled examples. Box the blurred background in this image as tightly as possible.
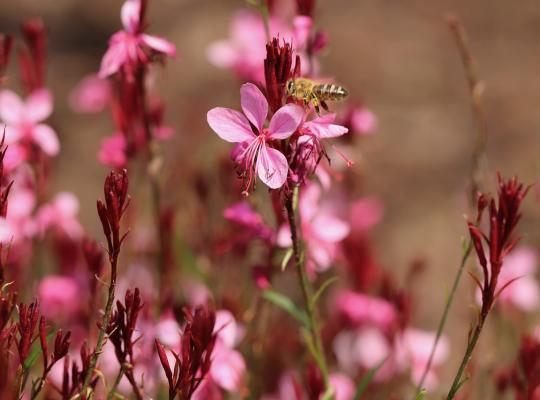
[2,0,540,392]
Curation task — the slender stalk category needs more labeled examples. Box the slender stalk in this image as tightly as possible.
[414,240,471,395]
[446,14,488,200]
[107,365,125,400]
[80,254,118,395]
[414,15,489,396]
[284,186,329,389]
[446,320,484,399]
[137,67,168,310]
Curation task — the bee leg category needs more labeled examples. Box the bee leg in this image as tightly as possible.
[311,95,321,115]
[321,100,329,112]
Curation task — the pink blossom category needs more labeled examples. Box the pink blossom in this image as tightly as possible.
[292,16,313,51]
[207,11,292,82]
[277,184,350,271]
[69,74,111,113]
[223,201,273,241]
[0,186,36,243]
[0,88,59,156]
[395,328,449,390]
[349,197,383,232]
[98,134,127,167]
[38,275,81,321]
[349,106,377,135]
[475,246,540,312]
[36,192,83,239]
[207,83,304,192]
[335,291,397,330]
[99,0,176,78]
[209,343,246,392]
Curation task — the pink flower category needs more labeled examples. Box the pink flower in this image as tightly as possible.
[475,246,540,312]
[98,134,127,167]
[223,201,273,241]
[36,192,83,239]
[335,290,398,331]
[277,184,350,271]
[207,83,304,192]
[349,105,377,135]
[395,328,449,390]
[69,74,111,113]
[0,88,59,156]
[349,197,383,232]
[38,275,81,321]
[207,11,292,82]
[99,0,176,78]
[0,186,36,243]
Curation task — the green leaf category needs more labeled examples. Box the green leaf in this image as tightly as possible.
[311,276,339,307]
[353,356,388,400]
[262,290,309,328]
[281,248,293,271]
[415,389,427,400]
[23,330,54,371]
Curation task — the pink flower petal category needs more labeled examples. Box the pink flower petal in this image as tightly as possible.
[69,74,111,113]
[351,107,376,135]
[215,310,242,348]
[25,89,53,123]
[121,0,141,33]
[299,183,321,222]
[211,346,245,392]
[292,16,313,50]
[206,40,238,69]
[98,134,127,167]
[329,373,355,400]
[99,36,128,78]
[257,145,288,189]
[240,83,267,133]
[207,107,255,143]
[303,113,348,139]
[311,214,350,242]
[3,125,22,144]
[267,104,304,140]
[350,197,383,231]
[32,124,60,155]
[140,34,177,57]
[0,90,24,125]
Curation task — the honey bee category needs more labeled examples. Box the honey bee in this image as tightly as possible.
[285,77,349,114]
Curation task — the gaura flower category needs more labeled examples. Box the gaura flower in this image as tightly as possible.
[207,11,292,82]
[36,192,83,239]
[99,0,176,78]
[277,183,350,271]
[207,82,304,193]
[0,88,59,156]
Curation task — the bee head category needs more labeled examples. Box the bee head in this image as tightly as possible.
[286,79,295,95]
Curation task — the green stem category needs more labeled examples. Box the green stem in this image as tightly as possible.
[80,254,118,396]
[285,186,330,390]
[258,1,271,42]
[107,366,125,400]
[414,240,472,395]
[446,319,485,399]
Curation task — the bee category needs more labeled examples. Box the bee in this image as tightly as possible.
[285,77,349,114]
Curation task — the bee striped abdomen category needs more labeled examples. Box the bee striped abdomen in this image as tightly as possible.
[314,83,349,101]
